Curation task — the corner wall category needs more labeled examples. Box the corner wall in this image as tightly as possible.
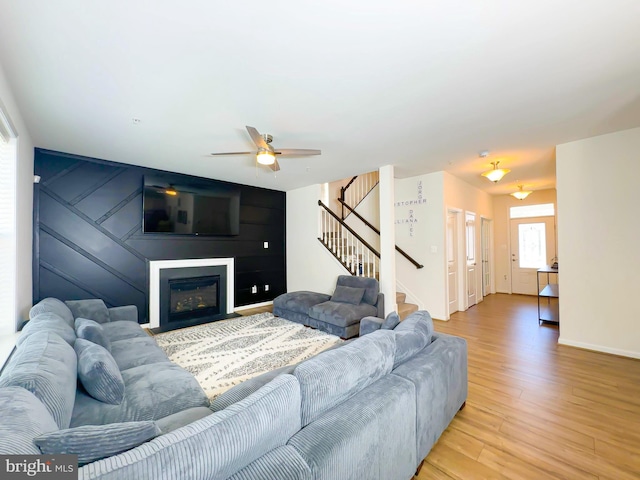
[556,127,640,358]
[0,62,34,329]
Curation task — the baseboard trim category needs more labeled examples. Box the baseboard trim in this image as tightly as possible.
[235,300,274,311]
[558,337,640,360]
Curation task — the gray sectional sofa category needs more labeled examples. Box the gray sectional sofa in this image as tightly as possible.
[0,297,467,480]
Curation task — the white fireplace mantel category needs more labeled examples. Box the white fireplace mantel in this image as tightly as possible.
[146,258,235,328]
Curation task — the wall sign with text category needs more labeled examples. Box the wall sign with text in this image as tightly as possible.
[395,181,427,237]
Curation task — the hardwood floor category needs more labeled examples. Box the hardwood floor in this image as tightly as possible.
[420,293,640,480]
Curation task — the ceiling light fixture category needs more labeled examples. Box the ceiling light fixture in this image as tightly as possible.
[256,149,276,166]
[510,185,532,200]
[164,189,178,196]
[481,161,510,183]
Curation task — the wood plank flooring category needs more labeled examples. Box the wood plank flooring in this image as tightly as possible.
[422,293,640,480]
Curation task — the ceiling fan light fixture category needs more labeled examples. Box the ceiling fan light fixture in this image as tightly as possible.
[481,161,510,183]
[510,185,532,200]
[256,150,276,166]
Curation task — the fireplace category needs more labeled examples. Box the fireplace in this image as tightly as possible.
[168,275,220,323]
[148,258,237,331]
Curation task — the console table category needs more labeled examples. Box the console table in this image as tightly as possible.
[537,266,559,324]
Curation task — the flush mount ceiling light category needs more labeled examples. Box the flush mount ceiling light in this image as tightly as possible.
[510,185,532,200]
[481,160,511,183]
[256,149,276,166]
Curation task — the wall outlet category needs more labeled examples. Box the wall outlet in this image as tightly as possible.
[264,284,269,292]
[251,285,257,294]
[263,241,269,249]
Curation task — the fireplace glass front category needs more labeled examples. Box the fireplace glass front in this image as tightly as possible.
[168,275,220,323]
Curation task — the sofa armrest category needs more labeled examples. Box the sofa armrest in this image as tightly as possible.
[108,305,138,322]
[359,316,384,336]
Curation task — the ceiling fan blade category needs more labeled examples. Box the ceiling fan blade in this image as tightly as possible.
[275,148,321,156]
[246,126,270,150]
[209,152,254,156]
[268,159,281,172]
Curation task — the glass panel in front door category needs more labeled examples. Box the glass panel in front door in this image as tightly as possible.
[518,223,546,269]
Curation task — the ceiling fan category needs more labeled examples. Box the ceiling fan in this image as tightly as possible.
[210,126,321,171]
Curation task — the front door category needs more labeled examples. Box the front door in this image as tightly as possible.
[510,217,556,295]
[481,217,491,297]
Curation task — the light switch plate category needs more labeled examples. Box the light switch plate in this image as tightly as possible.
[263,241,269,249]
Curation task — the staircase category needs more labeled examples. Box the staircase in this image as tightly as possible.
[396,291,418,320]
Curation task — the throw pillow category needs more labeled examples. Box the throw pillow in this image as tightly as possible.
[381,311,401,330]
[75,317,111,352]
[65,299,110,324]
[330,285,366,305]
[74,338,125,405]
[35,421,160,466]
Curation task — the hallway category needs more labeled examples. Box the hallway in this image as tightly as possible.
[421,293,640,479]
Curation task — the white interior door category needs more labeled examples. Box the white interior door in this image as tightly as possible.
[510,217,556,295]
[447,211,458,316]
[481,217,491,298]
[466,212,477,308]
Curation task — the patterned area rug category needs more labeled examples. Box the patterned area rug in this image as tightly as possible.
[153,313,343,401]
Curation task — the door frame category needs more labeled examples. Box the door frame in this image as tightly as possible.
[445,207,465,318]
[480,216,494,298]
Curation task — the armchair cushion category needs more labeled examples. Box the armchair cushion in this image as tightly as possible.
[308,301,377,328]
[330,285,365,305]
[335,275,379,305]
[65,299,110,324]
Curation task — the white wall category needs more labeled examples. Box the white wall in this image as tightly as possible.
[0,61,34,330]
[492,188,557,293]
[556,127,640,359]
[286,184,346,295]
[395,172,446,319]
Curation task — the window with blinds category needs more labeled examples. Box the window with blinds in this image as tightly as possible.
[0,107,17,335]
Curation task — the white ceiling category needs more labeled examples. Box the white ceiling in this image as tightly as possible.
[1,1,639,193]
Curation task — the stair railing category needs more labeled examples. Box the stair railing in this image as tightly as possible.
[318,200,380,278]
[338,198,424,269]
[340,171,379,219]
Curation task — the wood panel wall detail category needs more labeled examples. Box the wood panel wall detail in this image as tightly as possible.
[33,149,286,323]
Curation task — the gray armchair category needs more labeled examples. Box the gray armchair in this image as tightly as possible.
[273,275,384,338]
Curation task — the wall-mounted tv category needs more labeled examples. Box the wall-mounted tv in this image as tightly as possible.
[143,177,241,236]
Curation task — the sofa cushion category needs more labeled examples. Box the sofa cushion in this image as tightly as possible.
[393,310,434,368]
[107,305,138,322]
[75,339,125,405]
[110,336,170,371]
[335,275,379,305]
[102,320,150,342]
[29,297,75,328]
[35,421,160,466]
[70,362,209,426]
[382,311,401,330]
[308,300,377,328]
[0,331,77,429]
[293,329,395,426]
[330,285,365,305]
[76,375,301,480]
[65,299,110,324]
[17,312,76,347]
[228,445,312,480]
[0,387,59,455]
[273,291,331,315]
[75,318,111,351]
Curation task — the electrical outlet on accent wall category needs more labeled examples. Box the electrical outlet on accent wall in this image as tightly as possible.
[264,285,269,292]
[251,285,257,294]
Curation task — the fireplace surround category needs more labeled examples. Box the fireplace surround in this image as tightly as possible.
[148,258,236,331]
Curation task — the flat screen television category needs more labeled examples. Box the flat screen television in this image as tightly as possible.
[143,177,240,236]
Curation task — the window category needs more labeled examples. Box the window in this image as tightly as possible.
[0,106,17,335]
[510,203,555,219]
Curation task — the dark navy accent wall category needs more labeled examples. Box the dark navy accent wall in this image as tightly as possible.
[33,149,286,323]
